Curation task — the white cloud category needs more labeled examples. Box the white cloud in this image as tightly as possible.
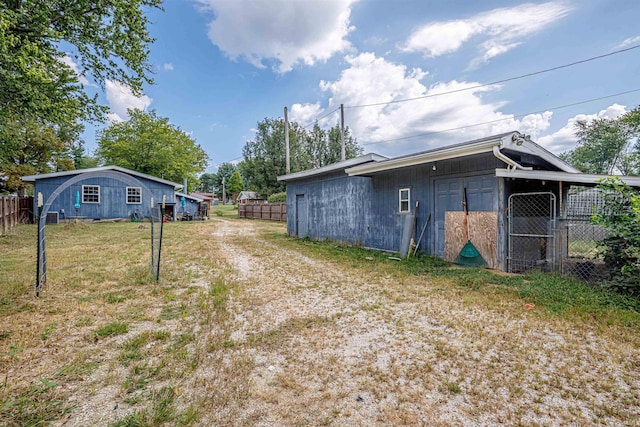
[59,55,90,85]
[290,102,323,125]
[163,63,174,71]
[618,35,640,48]
[402,2,571,65]
[105,80,153,122]
[317,53,554,156]
[537,104,628,154]
[196,0,357,73]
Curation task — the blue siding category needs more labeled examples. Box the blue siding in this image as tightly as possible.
[177,196,200,216]
[34,174,176,220]
[286,153,503,257]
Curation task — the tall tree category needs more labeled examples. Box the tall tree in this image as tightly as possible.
[227,170,245,202]
[0,0,160,191]
[0,0,160,125]
[198,173,217,193]
[214,162,236,200]
[240,118,362,197]
[562,107,640,175]
[96,109,209,185]
[0,118,80,192]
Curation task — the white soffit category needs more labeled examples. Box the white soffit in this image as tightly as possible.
[495,168,640,187]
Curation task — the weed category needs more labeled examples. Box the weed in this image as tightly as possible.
[96,322,129,338]
[40,323,57,342]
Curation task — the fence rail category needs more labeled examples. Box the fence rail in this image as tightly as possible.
[1,195,19,234]
[238,203,286,221]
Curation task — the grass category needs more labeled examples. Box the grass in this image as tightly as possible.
[1,219,639,425]
[213,203,238,218]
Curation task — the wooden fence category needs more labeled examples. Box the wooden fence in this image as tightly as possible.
[238,203,286,221]
[1,195,19,234]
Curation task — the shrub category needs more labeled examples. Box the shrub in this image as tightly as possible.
[591,177,640,296]
[268,192,286,203]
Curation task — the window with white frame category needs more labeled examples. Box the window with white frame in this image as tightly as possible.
[399,188,410,213]
[126,187,142,204]
[82,185,100,203]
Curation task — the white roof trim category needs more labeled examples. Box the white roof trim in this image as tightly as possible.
[22,166,183,189]
[346,132,578,176]
[495,168,640,186]
[278,153,387,182]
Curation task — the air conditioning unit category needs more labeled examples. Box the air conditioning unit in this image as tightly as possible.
[45,212,59,225]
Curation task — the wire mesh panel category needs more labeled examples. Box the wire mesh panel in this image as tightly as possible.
[150,205,163,281]
[508,192,556,273]
[561,186,609,282]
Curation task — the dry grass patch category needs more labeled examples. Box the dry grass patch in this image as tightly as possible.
[1,217,639,426]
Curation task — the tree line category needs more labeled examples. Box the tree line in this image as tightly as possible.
[197,118,362,201]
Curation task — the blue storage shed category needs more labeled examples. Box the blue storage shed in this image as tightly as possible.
[176,192,203,219]
[278,132,580,272]
[22,166,183,221]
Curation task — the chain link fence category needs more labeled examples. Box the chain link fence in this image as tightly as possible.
[508,192,556,273]
[559,186,609,282]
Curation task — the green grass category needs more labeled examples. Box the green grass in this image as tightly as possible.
[212,204,238,218]
[96,322,129,337]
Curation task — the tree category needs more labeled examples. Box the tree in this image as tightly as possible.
[198,173,217,193]
[214,163,236,200]
[562,107,640,175]
[96,109,209,185]
[591,177,640,296]
[239,118,363,198]
[227,171,244,202]
[0,118,80,192]
[0,0,160,126]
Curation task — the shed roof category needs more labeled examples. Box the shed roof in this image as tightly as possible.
[277,153,388,182]
[176,192,204,202]
[238,191,260,200]
[346,131,578,176]
[21,166,183,190]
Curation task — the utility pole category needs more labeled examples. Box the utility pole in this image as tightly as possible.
[340,103,345,161]
[222,176,226,205]
[284,106,290,174]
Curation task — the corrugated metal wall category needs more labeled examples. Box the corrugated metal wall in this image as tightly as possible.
[286,153,504,258]
[35,175,176,220]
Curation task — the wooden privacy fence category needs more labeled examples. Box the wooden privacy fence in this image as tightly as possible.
[238,203,286,221]
[1,195,19,234]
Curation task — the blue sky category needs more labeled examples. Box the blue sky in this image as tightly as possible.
[75,0,640,173]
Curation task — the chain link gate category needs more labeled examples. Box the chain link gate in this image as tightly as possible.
[508,192,556,273]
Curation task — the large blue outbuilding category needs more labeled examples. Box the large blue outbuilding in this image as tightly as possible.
[22,166,183,221]
[278,131,593,272]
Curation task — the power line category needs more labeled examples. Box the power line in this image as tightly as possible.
[359,88,640,147]
[345,45,640,109]
[300,107,340,129]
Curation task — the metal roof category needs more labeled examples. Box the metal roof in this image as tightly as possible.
[176,192,204,202]
[277,153,388,182]
[21,166,183,190]
[346,131,578,176]
[495,168,640,186]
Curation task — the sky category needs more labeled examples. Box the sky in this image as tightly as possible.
[74,0,640,173]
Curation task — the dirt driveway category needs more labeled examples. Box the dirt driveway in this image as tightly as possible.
[1,217,639,426]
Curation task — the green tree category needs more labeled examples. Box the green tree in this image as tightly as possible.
[591,177,640,296]
[240,118,362,198]
[227,171,244,202]
[96,109,209,185]
[214,162,236,200]
[0,0,160,126]
[562,107,640,175]
[0,118,80,192]
[198,173,217,193]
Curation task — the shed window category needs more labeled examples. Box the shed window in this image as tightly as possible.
[82,185,100,204]
[126,187,142,204]
[399,188,410,213]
